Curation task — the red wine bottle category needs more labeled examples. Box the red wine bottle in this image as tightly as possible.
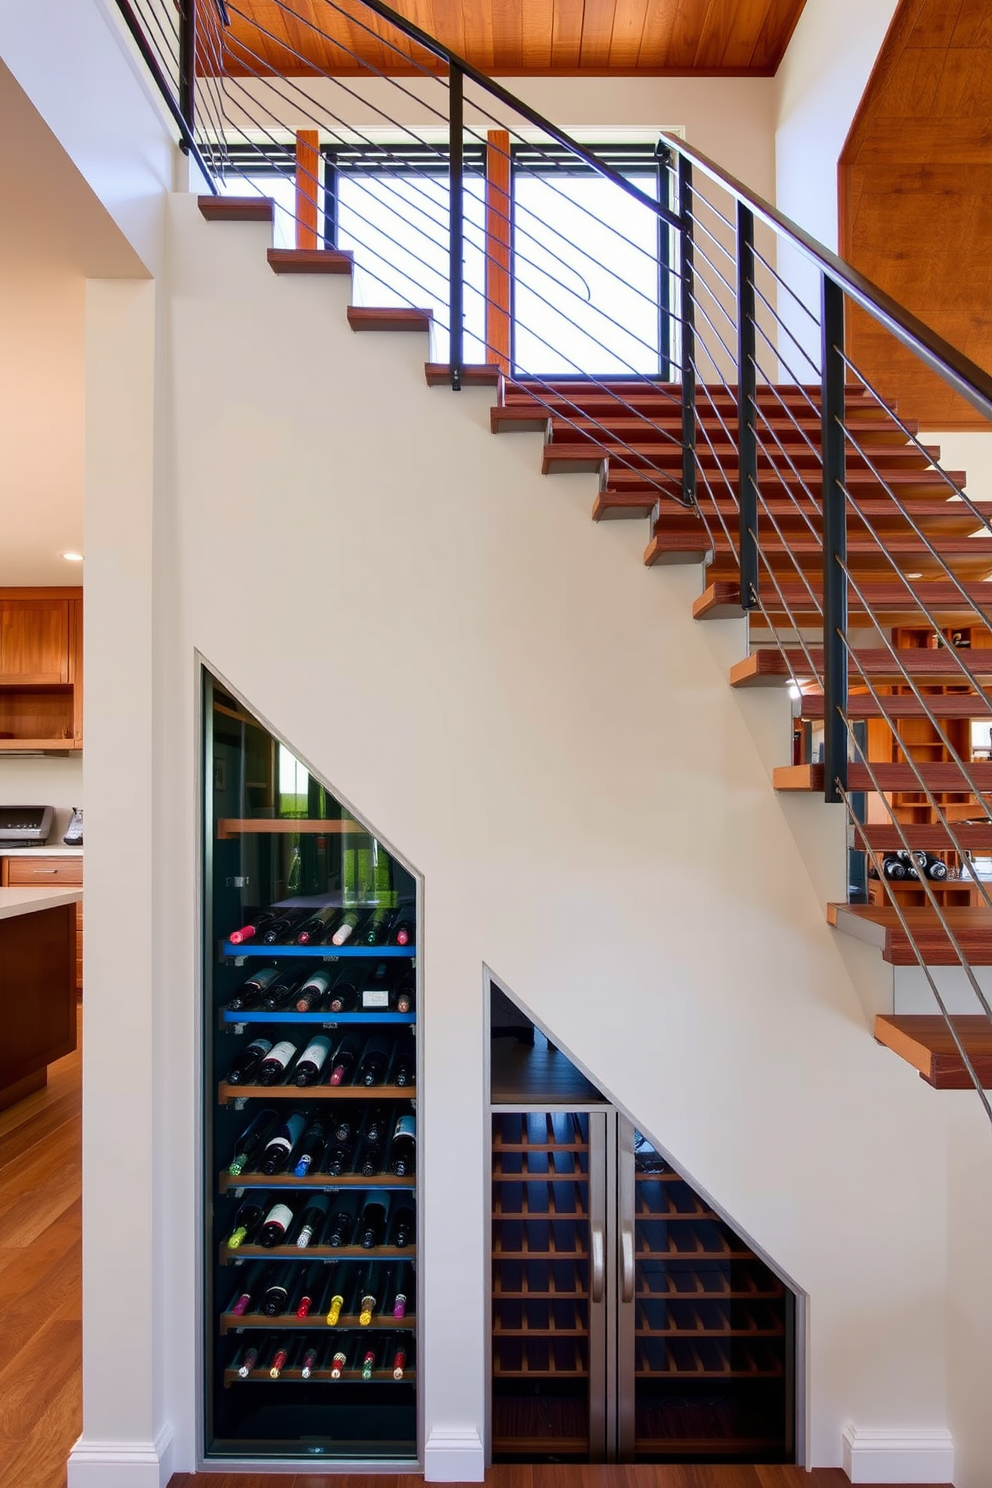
[357,1033,392,1087]
[260,971,302,1013]
[327,1033,362,1086]
[331,910,360,946]
[389,1334,408,1380]
[258,1197,296,1247]
[295,1260,330,1319]
[393,976,415,1014]
[322,1135,357,1177]
[292,1117,328,1177]
[327,976,357,1014]
[358,1262,380,1325]
[226,966,282,1013]
[268,1335,293,1379]
[226,1194,270,1250]
[325,1273,348,1327]
[262,1271,292,1316]
[361,1339,378,1381]
[390,1112,416,1177]
[295,906,339,945]
[332,1107,359,1144]
[391,1261,412,1319]
[293,1036,333,1087]
[261,909,306,944]
[228,1107,278,1174]
[391,1034,416,1089]
[360,961,395,1010]
[236,1344,260,1379]
[295,1192,331,1249]
[391,905,415,946]
[300,1342,319,1380]
[257,1040,299,1085]
[329,1346,348,1380]
[229,1261,268,1316]
[228,911,278,945]
[261,1112,307,1174]
[326,1191,361,1248]
[295,969,332,1013]
[359,1130,385,1178]
[389,1204,415,1249]
[359,1194,391,1249]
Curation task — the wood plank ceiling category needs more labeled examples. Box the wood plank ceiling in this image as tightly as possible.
[840,0,992,430]
[214,0,809,76]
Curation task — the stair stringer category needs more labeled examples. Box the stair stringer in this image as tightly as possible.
[159,190,954,1474]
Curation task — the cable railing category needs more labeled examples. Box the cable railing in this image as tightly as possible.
[120,0,992,1116]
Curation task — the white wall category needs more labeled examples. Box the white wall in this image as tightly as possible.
[111,194,962,1478]
[0,759,82,839]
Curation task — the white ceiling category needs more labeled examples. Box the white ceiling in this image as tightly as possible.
[0,58,145,586]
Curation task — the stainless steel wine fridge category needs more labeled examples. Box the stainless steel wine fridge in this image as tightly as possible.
[490,1107,796,1464]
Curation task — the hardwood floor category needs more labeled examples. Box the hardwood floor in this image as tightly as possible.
[0,1025,949,1488]
[0,1012,81,1488]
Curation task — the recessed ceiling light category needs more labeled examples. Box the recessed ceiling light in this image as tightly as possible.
[61,551,83,562]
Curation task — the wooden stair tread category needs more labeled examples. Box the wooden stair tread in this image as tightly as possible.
[774,762,992,791]
[198,195,273,222]
[268,248,353,274]
[426,363,502,385]
[798,693,990,720]
[605,463,965,490]
[692,579,992,624]
[732,649,992,687]
[647,533,992,572]
[874,1014,992,1088]
[347,306,433,331]
[829,903,992,965]
[856,822,992,852]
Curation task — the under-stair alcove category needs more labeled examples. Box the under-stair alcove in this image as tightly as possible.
[487,981,799,1466]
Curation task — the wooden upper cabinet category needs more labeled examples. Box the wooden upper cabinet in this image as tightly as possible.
[0,598,70,683]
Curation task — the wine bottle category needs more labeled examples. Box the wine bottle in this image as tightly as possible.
[390,1334,408,1380]
[300,1342,319,1380]
[262,1271,292,1317]
[360,961,394,1010]
[325,1191,361,1248]
[389,1204,415,1249]
[327,1033,362,1086]
[393,975,415,1015]
[391,1034,416,1088]
[329,1346,348,1380]
[295,1260,329,1319]
[261,1111,307,1174]
[882,853,907,881]
[359,1129,385,1178]
[226,1194,269,1250]
[333,1107,359,1144]
[228,1107,278,1175]
[327,975,358,1014]
[258,1040,299,1085]
[362,907,393,945]
[262,909,305,944]
[225,1037,273,1085]
[260,970,302,1013]
[295,1193,331,1249]
[391,1261,412,1319]
[391,905,415,946]
[357,1033,392,1087]
[361,1340,378,1381]
[258,1197,296,1247]
[226,966,281,1013]
[229,1261,268,1316]
[359,1194,391,1249]
[364,1104,390,1144]
[295,969,332,1014]
[325,1277,347,1327]
[924,852,949,881]
[358,1262,379,1324]
[322,1135,357,1178]
[228,910,278,945]
[389,1111,416,1176]
[293,1036,333,1087]
[268,1335,293,1379]
[331,910,360,946]
[292,1117,328,1177]
[236,1344,260,1379]
[296,906,340,945]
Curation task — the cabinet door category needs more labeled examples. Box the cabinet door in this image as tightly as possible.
[0,600,70,683]
[491,1110,608,1462]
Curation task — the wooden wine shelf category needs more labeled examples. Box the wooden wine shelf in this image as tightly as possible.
[636,1340,783,1378]
[493,1202,587,1220]
[225,1366,415,1386]
[636,1193,718,1220]
[637,1239,753,1260]
[636,1364,783,1378]
[220,1244,408,1264]
[494,1328,585,1337]
[636,1326,785,1338]
[493,1153,586,1176]
[220,1312,414,1333]
[493,1289,586,1300]
[219,1083,409,1102]
[492,1245,586,1260]
[219,1172,415,1191]
[217,818,369,839]
[636,1270,784,1301]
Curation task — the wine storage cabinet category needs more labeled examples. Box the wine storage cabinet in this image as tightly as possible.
[203,674,419,1464]
[491,1111,795,1463]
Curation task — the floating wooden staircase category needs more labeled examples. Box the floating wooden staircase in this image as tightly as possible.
[197,205,992,1094]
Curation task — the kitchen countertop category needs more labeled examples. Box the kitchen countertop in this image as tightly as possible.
[0,887,83,921]
[0,845,83,857]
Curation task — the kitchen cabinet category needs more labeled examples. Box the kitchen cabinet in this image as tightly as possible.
[1,856,83,994]
[0,588,83,750]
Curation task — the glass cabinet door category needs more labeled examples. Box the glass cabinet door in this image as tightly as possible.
[490,1110,608,1461]
[618,1122,794,1463]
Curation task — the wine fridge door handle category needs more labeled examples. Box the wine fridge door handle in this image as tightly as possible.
[591,1224,605,1304]
[620,1223,635,1304]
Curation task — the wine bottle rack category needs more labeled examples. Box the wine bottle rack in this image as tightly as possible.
[204,673,419,1462]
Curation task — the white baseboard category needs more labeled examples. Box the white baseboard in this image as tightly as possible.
[67,1424,174,1488]
[842,1425,954,1484]
[424,1427,485,1482]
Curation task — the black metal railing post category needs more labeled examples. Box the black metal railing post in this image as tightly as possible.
[821,274,848,803]
[679,158,696,508]
[448,64,464,391]
[737,203,758,609]
[180,0,196,140]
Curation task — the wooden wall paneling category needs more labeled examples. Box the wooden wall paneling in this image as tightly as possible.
[295,129,320,249]
[840,0,992,430]
[486,129,512,374]
[607,0,649,69]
